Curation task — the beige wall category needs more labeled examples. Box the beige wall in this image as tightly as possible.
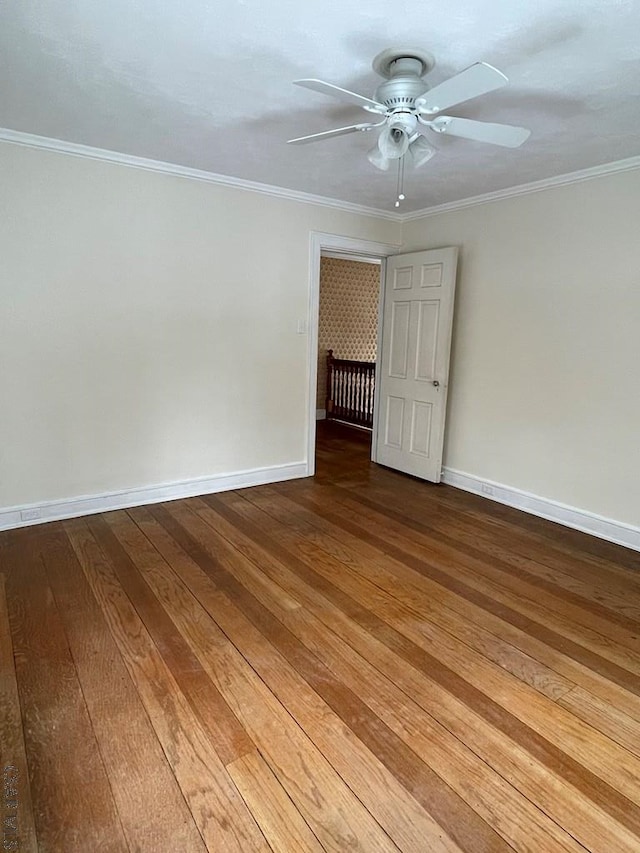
[2,138,638,533]
[0,141,399,508]
[402,169,640,527]
[317,257,380,409]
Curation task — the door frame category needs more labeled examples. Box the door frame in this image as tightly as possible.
[306,231,400,476]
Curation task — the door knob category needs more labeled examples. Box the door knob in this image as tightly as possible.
[432,380,440,387]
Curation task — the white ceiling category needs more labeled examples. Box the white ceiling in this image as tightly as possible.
[2,0,639,212]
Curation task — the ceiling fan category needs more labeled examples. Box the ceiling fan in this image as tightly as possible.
[288,48,530,204]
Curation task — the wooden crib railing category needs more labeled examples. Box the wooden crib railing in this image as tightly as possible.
[325,349,376,430]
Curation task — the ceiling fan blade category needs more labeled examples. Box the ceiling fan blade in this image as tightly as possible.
[429,116,530,148]
[415,62,508,115]
[287,122,377,145]
[294,79,387,114]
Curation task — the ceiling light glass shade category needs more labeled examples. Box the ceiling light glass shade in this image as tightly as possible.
[409,135,436,168]
[367,144,391,171]
[377,126,410,160]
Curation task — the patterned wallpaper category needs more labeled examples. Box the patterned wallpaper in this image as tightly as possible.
[317,257,380,409]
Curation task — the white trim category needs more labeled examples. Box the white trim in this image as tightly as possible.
[316,409,326,420]
[0,127,399,222]
[400,155,640,221]
[442,467,640,553]
[311,233,401,258]
[370,257,387,464]
[306,232,400,477]
[0,462,307,532]
[321,251,382,265]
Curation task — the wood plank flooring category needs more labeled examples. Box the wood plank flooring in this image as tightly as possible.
[1,421,640,852]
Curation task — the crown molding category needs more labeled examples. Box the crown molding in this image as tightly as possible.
[2,126,638,225]
[399,154,640,221]
[0,127,402,222]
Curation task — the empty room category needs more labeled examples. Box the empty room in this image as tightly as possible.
[1,0,639,851]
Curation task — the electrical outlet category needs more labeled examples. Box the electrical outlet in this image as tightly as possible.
[481,484,494,496]
[20,507,42,522]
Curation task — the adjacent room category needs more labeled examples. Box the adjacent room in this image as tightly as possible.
[1,1,639,851]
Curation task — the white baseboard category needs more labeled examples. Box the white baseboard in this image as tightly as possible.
[442,467,640,553]
[0,461,308,532]
[316,409,326,420]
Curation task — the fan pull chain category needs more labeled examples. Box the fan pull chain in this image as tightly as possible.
[394,156,406,208]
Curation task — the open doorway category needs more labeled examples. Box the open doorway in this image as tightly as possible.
[315,253,381,472]
[305,232,400,480]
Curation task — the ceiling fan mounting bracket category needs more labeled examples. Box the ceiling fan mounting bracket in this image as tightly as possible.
[372,48,435,80]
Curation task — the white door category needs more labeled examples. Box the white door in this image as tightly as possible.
[374,247,458,482]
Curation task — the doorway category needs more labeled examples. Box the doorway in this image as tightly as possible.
[315,253,381,468]
[307,233,399,476]
[305,233,399,478]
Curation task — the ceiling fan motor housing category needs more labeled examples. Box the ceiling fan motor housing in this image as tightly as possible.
[373,54,431,109]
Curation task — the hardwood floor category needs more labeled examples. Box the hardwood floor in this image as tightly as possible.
[2,421,640,851]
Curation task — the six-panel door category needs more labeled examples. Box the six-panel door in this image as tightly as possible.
[375,247,458,482]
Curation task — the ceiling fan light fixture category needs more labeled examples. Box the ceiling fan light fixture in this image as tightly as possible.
[409,135,436,168]
[367,144,391,171]
[377,125,410,160]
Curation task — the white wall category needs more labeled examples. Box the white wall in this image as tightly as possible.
[402,169,640,529]
[0,142,399,511]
